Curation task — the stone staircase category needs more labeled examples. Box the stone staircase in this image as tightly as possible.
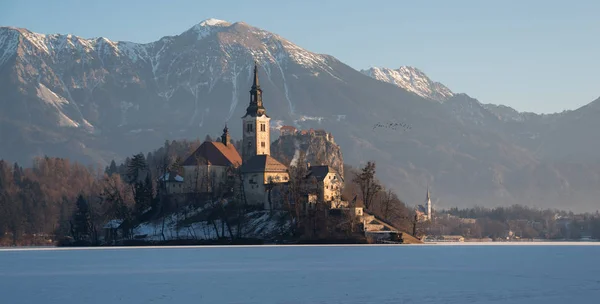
[361,211,423,244]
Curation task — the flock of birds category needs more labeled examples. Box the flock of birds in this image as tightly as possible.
[372,121,412,132]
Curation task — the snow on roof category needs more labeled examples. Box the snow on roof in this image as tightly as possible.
[159,172,184,182]
[103,219,123,229]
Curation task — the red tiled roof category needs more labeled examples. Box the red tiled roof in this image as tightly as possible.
[182,141,242,167]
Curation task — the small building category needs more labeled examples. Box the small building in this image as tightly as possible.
[305,164,343,205]
[158,171,184,194]
[460,218,477,224]
[103,219,124,244]
[440,235,465,242]
[279,125,297,136]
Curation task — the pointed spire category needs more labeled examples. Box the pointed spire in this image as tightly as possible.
[426,184,430,201]
[244,60,267,117]
[252,60,260,89]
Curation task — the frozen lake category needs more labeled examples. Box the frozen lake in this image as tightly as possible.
[1,244,600,303]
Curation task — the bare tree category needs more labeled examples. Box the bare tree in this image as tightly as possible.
[352,161,382,211]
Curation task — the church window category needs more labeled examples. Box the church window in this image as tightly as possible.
[260,124,266,132]
[248,141,252,148]
[261,142,265,148]
[247,123,253,132]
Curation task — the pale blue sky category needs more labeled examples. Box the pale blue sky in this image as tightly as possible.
[2,0,599,113]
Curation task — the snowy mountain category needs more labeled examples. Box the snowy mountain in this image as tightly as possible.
[361,66,454,102]
[2,19,600,211]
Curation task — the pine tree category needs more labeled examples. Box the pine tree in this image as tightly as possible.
[127,153,147,184]
[105,160,118,176]
[72,194,91,242]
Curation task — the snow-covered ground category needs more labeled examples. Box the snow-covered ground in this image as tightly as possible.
[1,245,599,303]
[130,207,290,242]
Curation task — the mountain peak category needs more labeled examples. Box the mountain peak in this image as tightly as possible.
[361,66,453,102]
[198,18,231,27]
[188,18,232,40]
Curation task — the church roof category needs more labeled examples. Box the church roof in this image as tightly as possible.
[306,165,340,181]
[182,141,242,167]
[241,155,288,173]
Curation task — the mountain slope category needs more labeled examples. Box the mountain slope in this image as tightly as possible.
[1,20,599,211]
[360,66,453,102]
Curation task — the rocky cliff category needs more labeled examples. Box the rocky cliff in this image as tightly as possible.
[271,129,344,177]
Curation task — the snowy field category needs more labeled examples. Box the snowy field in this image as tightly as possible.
[1,244,600,303]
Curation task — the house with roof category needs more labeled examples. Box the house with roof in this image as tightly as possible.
[305,164,343,207]
[181,126,242,194]
[158,171,185,194]
[279,125,297,136]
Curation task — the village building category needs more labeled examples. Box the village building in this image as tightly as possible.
[158,171,185,194]
[279,125,297,136]
[181,126,242,194]
[305,164,343,207]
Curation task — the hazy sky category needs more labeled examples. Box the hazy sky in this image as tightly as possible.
[2,0,599,113]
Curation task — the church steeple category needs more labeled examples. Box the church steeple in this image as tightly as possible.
[425,184,432,221]
[242,61,271,162]
[252,62,260,91]
[244,61,267,117]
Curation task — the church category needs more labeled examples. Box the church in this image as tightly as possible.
[173,63,294,208]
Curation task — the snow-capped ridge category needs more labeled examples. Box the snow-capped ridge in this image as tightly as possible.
[188,19,232,40]
[361,66,454,102]
[199,18,231,27]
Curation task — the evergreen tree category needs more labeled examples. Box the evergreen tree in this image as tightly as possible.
[72,194,91,241]
[105,160,118,176]
[127,153,147,184]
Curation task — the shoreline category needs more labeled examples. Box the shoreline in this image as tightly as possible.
[2,241,600,251]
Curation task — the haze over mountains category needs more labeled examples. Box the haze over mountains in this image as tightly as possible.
[1,19,599,211]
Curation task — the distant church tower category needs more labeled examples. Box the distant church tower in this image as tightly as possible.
[242,62,271,162]
[425,185,432,221]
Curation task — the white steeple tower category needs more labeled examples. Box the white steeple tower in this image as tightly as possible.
[425,185,432,221]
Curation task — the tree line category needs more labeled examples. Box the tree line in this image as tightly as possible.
[429,205,600,240]
[0,139,201,246]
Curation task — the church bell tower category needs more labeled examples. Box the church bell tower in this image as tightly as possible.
[242,62,271,162]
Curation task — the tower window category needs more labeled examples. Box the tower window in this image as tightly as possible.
[247,123,253,132]
[260,124,266,132]
[261,142,266,148]
[247,141,252,148]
